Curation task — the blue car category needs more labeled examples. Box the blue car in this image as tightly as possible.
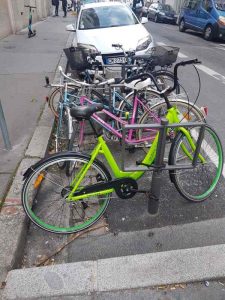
[178,0,225,40]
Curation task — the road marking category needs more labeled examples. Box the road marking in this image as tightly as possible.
[178,52,188,58]
[195,64,225,84]
[214,46,225,51]
[157,41,225,84]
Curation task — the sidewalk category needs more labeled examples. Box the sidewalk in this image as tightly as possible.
[0,14,73,207]
[0,12,74,288]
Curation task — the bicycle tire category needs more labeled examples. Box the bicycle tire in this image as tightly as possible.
[49,87,79,118]
[22,152,112,234]
[169,125,223,202]
[138,98,206,151]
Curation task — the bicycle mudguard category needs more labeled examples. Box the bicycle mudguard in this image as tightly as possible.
[23,152,112,180]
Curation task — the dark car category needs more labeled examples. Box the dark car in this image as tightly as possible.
[148,3,177,24]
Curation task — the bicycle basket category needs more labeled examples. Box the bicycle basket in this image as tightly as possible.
[148,46,179,67]
[63,47,91,71]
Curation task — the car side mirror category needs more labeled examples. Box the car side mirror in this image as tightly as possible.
[141,17,148,24]
[66,24,76,32]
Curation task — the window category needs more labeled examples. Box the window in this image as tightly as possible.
[79,5,138,30]
[202,0,212,10]
[186,0,200,9]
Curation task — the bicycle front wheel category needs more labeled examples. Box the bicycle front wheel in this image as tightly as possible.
[22,153,112,234]
[138,98,205,151]
[169,125,223,202]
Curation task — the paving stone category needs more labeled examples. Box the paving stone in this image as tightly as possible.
[25,126,53,158]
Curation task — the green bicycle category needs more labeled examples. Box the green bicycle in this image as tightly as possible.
[22,59,223,234]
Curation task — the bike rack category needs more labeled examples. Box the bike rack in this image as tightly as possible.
[0,99,12,150]
[121,119,206,215]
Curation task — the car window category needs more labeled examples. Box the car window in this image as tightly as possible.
[79,5,138,30]
[214,0,225,10]
[161,4,173,11]
[183,0,190,8]
[202,0,212,10]
[186,0,200,9]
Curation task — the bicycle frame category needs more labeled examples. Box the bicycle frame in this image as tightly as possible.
[79,93,160,145]
[67,105,199,202]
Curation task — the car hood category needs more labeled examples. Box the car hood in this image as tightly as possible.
[76,24,152,54]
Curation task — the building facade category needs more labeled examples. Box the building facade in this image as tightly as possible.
[0,0,52,39]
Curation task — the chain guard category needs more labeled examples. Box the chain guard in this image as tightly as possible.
[73,177,138,200]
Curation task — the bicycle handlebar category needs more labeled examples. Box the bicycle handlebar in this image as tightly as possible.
[168,59,201,93]
[124,59,201,94]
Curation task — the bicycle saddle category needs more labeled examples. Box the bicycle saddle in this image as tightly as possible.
[70,103,104,120]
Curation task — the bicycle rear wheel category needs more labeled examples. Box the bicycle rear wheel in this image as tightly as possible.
[22,153,112,234]
[169,125,223,202]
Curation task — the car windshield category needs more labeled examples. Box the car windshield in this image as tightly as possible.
[158,4,173,11]
[79,5,138,30]
[214,0,225,10]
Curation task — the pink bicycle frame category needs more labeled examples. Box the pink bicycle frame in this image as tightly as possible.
[78,94,160,145]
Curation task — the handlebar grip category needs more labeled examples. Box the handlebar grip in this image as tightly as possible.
[112,44,122,48]
[177,59,201,67]
[45,76,50,85]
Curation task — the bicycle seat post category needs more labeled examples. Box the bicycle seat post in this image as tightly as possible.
[148,118,168,215]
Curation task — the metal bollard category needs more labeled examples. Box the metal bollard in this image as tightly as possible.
[0,99,12,150]
[148,118,168,215]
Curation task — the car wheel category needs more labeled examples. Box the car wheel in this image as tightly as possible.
[154,14,159,23]
[204,25,214,41]
[179,19,186,32]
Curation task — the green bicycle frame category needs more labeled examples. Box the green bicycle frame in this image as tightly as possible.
[67,106,203,201]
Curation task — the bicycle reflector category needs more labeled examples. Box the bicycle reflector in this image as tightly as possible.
[34,173,45,189]
[201,106,208,117]
[45,96,49,102]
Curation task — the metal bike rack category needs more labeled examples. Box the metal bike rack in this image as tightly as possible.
[0,99,12,150]
[121,119,206,215]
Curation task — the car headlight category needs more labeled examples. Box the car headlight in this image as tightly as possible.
[159,12,165,15]
[77,43,98,53]
[136,36,152,51]
[218,16,225,26]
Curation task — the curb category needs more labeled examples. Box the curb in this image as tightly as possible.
[0,32,73,285]
[4,243,225,299]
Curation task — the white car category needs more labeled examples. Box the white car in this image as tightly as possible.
[66,2,154,65]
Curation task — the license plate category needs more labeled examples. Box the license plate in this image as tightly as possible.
[106,56,126,64]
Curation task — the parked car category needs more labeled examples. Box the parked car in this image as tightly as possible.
[66,2,154,65]
[178,0,225,41]
[148,3,177,24]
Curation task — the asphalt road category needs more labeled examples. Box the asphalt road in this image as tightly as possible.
[24,20,225,267]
